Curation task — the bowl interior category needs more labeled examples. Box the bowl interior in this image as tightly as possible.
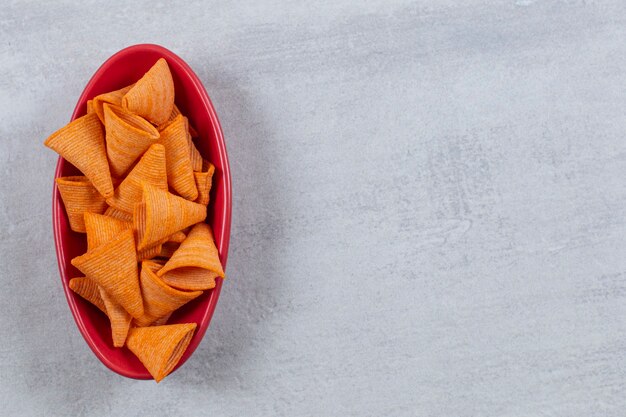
[53,44,231,379]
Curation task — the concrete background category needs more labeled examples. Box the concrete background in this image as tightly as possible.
[1,0,626,415]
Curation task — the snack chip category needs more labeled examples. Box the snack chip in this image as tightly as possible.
[68,277,107,315]
[106,143,167,213]
[126,323,197,382]
[135,183,206,250]
[158,223,223,290]
[45,113,114,198]
[71,230,143,319]
[104,103,160,178]
[86,100,94,114]
[194,162,215,206]
[99,288,132,347]
[159,115,198,200]
[135,261,202,326]
[122,58,175,125]
[56,176,108,233]
[159,223,224,277]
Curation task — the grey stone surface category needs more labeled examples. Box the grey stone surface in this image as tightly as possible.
[1,0,625,415]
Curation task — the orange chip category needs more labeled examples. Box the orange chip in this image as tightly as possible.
[135,183,206,250]
[45,113,114,198]
[126,323,197,382]
[194,162,215,206]
[92,84,134,124]
[84,212,132,250]
[157,104,182,131]
[103,103,160,178]
[122,58,175,125]
[99,288,132,347]
[68,277,107,315]
[158,223,223,290]
[159,223,223,276]
[106,144,167,213]
[86,100,95,114]
[71,229,144,319]
[56,176,108,233]
[104,206,133,222]
[135,261,202,327]
[159,115,198,200]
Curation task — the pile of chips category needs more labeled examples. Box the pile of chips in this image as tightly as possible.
[45,59,224,382]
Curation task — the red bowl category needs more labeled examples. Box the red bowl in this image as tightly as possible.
[52,44,232,379]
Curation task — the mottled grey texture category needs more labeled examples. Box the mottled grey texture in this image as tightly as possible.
[1,0,625,415]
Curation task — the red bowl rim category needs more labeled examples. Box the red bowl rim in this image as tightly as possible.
[52,44,232,379]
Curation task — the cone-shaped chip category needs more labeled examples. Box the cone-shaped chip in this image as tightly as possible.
[126,323,197,382]
[134,183,206,250]
[122,58,175,125]
[159,223,224,278]
[71,230,144,318]
[45,113,114,198]
[135,261,202,326]
[103,104,160,178]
